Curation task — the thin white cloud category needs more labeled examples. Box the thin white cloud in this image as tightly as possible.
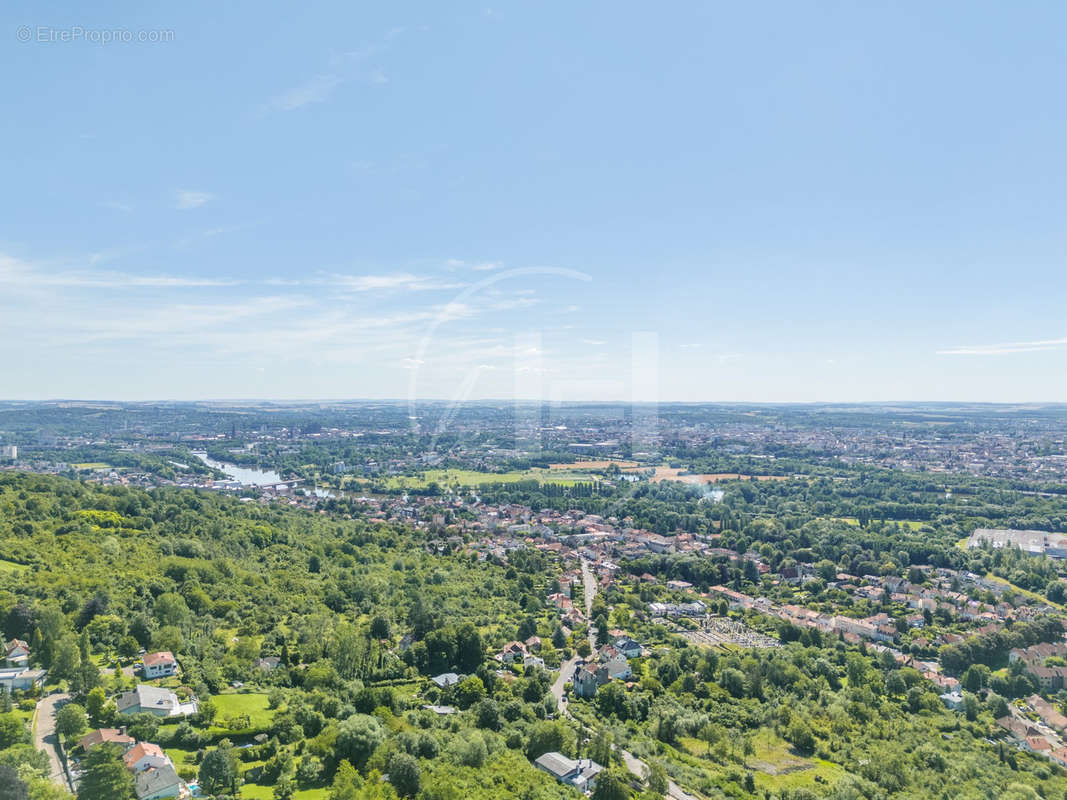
[100,200,134,213]
[323,272,467,293]
[445,259,501,272]
[266,28,403,112]
[267,74,343,111]
[937,337,1067,356]
[175,190,213,210]
[0,253,236,290]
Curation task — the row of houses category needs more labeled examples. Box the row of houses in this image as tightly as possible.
[572,640,642,698]
[1007,642,1067,691]
[77,725,187,800]
[495,637,546,670]
[995,715,1067,767]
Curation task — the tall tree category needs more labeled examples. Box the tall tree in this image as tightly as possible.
[55,703,87,740]
[78,744,134,800]
[0,764,28,800]
[199,742,240,796]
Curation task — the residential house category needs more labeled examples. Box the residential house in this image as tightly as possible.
[614,638,642,659]
[597,646,632,679]
[997,716,1044,739]
[572,664,600,698]
[124,742,172,773]
[253,657,281,672]
[4,639,30,667]
[1025,736,1053,754]
[134,763,184,800]
[1028,695,1067,731]
[533,752,603,793]
[142,651,178,679]
[77,727,135,752]
[117,685,198,718]
[497,641,528,664]
[430,673,461,689]
[0,667,46,693]
[939,691,964,710]
[1029,666,1067,692]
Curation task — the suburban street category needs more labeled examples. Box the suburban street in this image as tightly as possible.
[575,558,699,800]
[34,691,74,793]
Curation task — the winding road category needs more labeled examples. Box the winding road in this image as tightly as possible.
[563,558,698,800]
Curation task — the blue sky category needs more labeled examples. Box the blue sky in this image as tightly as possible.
[3,1,1067,402]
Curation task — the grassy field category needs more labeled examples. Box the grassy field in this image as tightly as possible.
[381,468,594,489]
[548,459,638,470]
[240,786,328,800]
[983,572,1064,610]
[72,462,111,470]
[834,517,928,530]
[0,559,29,573]
[746,730,844,792]
[167,744,330,800]
[208,692,274,736]
[672,728,843,794]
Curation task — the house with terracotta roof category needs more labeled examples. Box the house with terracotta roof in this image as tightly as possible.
[497,641,527,664]
[124,741,172,773]
[142,651,178,679]
[77,727,135,752]
[1028,694,1067,731]
[1025,736,1053,754]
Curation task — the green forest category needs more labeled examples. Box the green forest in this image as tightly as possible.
[0,470,1064,800]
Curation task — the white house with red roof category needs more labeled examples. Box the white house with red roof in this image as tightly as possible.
[4,639,29,667]
[142,651,178,679]
[123,741,172,773]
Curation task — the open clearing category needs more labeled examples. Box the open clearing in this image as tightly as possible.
[647,466,790,484]
[548,459,638,470]
[382,468,593,489]
[208,691,274,735]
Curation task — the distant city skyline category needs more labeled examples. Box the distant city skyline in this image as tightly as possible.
[3,2,1067,402]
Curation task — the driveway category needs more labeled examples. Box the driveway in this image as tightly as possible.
[34,692,74,792]
[619,747,699,800]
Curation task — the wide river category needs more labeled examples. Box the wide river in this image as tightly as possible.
[190,452,283,486]
[191,451,338,497]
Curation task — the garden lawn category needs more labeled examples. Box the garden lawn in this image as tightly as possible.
[208,692,274,736]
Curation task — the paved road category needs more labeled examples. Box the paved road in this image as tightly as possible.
[34,692,73,793]
[580,557,598,650]
[619,747,699,800]
[574,557,700,800]
[550,652,577,714]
